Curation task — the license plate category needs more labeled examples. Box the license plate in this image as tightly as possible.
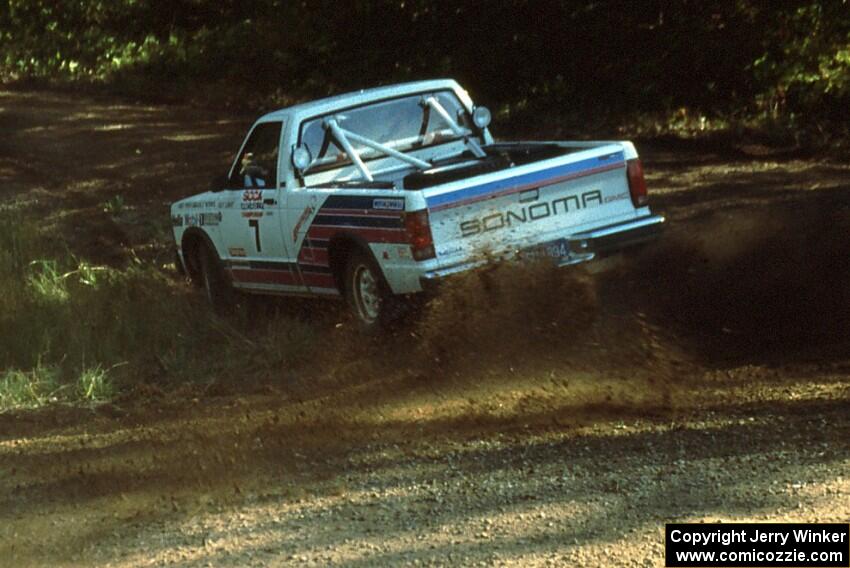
[523,239,570,261]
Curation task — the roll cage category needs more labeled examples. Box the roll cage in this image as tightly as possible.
[298,92,486,182]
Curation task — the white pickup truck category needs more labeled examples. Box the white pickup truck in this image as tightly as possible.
[172,79,664,328]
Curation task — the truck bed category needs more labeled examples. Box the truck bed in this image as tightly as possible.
[402,144,573,190]
[418,141,660,273]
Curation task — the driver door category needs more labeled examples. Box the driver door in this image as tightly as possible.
[217,120,298,291]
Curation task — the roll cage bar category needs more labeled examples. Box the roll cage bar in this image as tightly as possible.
[310,95,486,181]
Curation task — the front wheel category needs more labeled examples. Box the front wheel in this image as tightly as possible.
[198,244,234,314]
[344,251,394,331]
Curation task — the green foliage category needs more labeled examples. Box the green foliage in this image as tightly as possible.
[0,209,319,411]
[1,0,847,137]
[751,2,850,130]
[0,363,61,409]
[77,365,113,401]
[102,194,125,214]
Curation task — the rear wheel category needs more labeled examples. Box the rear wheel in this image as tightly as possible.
[197,244,234,314]
[344,251,394,331]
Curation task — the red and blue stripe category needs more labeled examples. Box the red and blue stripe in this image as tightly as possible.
[426,151,625,212]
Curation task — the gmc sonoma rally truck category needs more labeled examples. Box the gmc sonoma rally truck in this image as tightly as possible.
[172,79,664,328]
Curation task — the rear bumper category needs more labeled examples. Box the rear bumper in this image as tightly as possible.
[420,214,664,285]
[565,214,665,259]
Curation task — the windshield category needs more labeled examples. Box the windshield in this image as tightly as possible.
[299,90,476,175]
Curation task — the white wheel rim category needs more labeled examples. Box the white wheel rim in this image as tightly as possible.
[354,264,381,323]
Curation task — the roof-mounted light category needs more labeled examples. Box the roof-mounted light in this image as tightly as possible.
[472,106,491,130]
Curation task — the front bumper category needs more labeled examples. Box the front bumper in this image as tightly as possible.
[420,214,665,285]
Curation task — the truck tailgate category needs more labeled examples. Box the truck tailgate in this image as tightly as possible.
[424,144,641,268]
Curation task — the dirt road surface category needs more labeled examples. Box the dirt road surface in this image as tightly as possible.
[1,89,849,566]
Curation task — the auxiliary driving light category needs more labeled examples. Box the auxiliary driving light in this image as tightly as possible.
[472,106,492,129]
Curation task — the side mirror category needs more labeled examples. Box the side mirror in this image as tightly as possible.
[292,144,312,174]
[472,106,492,130]
[209,174,229,192]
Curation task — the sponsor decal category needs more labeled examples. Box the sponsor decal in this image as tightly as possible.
[241,189,265,211]
[372,198,404,211]
[199,212,222,226]
[459,189,603,238]
[437,245,463,256]
[604,191,629,203]
[228,247,247,257]
[183,200,217,209]
[397,246,412,259]
[184,214,198,226]
[242,189,262,201]
[292,205,315,242]
[217,200,235,209]
[241,211,263,218]
[171,215,183,227]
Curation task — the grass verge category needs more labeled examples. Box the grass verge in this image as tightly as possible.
[0,208,319,411]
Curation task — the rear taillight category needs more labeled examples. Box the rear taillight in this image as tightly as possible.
[404,209,435,261]
[627,158,648,208]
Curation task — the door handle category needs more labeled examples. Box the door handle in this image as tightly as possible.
[263,198,277,205]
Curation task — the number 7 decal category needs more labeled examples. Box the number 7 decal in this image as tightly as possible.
[248,219,261,252]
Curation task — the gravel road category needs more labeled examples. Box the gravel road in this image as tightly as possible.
[0,89,848,567]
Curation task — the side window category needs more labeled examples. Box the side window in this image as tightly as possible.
[230,121,282,188]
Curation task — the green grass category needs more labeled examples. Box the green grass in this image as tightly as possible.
[101,194,126,215]
[0,363,62,409]
[0,208,320,411]
[77,365,113,401]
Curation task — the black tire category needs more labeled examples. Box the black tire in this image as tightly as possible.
[174,249,186,277]
[198,244,234,314]
[344,250,395,332]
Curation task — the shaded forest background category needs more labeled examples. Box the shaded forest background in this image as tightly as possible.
[1,1,849,141]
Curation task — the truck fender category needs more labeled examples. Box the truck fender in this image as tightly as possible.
[180,228,223,284]
[326,232,389,295]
